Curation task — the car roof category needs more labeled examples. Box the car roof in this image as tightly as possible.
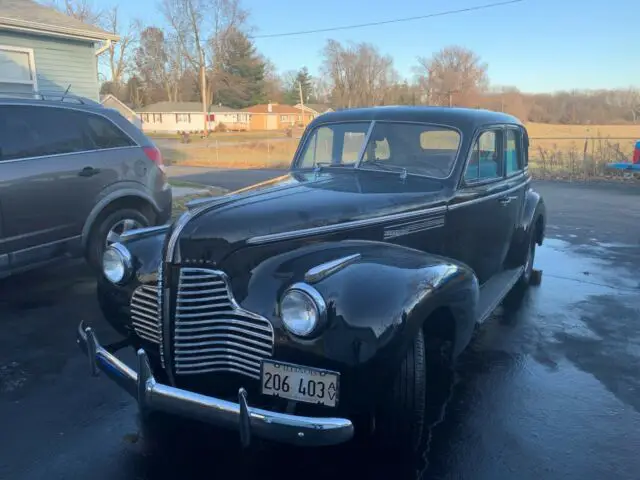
[312,106,523,131]
[0,96,104,112]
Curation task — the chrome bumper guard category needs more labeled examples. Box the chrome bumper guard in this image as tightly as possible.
[76,322,354,447]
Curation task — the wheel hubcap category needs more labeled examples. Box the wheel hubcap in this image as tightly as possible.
[105,219,143,248]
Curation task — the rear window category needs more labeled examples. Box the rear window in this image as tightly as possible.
[86,115,135,149]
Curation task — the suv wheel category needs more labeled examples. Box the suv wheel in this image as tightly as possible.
[87,208,151,271]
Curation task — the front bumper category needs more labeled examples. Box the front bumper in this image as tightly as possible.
[76,322,354,447]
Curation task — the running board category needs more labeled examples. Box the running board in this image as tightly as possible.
[477,267,524,324]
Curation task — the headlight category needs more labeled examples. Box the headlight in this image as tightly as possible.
[102,243,133,284]
[280,283,327,337]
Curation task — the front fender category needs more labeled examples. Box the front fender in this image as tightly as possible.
[227,240,478,408]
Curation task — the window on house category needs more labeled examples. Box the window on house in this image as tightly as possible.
[0,46,37,94]
[153,114,163,123]
[176,113,190,123]
[280,115,288,122]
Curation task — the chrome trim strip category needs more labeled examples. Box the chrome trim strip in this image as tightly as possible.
[0,145,140,164]
[119,225,170,243]
[304,253,362,284]
[246,206,447,245]
[449,179,530,211]
[383,216,445,240]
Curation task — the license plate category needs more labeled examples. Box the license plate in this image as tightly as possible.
[261,360,340,407]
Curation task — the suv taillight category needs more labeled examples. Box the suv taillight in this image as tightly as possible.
[144,146,165,171]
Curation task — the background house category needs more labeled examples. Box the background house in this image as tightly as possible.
[100,94,141,128]
[137,102,250,133]
[243,103,314,130]
[0,0,118,101]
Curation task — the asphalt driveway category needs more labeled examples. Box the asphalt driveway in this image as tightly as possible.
[1,176,639,480]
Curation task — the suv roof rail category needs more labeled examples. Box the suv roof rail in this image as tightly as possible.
[0,89,102,107]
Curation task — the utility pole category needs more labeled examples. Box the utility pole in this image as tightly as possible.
[298,81,305,126]
[200,49,208,136]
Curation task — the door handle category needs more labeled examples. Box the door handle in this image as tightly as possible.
[78,167,101,177]
[498,195,517,206]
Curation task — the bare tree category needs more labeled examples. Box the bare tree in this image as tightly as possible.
[47,0,102,24]
[321,40,397,109]
[135,26,181,102]
[161,0,248,108]
[415,46,488,107]
[101,7,137,89]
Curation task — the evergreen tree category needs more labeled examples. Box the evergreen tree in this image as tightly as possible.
[215,29,267,108]
[284,67,314,105]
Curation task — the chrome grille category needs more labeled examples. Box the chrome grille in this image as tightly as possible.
[130,284,162,344]
[174,267,274,380]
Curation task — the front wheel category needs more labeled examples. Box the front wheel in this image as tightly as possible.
[373,328,427,453]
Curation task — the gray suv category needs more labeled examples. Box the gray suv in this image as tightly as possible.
[0,93,172,278]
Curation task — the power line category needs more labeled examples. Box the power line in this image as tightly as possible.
[251,0,524,39]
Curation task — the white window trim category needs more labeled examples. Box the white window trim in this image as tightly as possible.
[0,45,38,90]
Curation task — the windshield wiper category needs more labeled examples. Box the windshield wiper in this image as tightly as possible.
[359,160,408,179]
[313,162,355,171]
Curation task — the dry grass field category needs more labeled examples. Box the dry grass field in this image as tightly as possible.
[526,123,639,179]
[163,138,298,169]
[161,122,640,178]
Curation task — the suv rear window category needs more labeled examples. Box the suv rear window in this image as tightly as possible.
[0,105,135,162]
[86,115,135,149]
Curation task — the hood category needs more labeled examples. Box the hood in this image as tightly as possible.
[175,170,449,265]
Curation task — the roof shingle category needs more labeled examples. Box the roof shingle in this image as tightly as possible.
[136,101,239,113]
[0,0,117,41]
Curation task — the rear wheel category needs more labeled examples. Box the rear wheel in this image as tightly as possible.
[86,208,151,271]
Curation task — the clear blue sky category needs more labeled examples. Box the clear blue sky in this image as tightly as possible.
[108,0,640,93]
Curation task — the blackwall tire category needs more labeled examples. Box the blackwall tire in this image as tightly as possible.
[373,328,427,453]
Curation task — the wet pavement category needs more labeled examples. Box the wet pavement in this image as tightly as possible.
[1,180,639,480]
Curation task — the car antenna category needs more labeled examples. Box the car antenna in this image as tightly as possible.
[61,84,72,101]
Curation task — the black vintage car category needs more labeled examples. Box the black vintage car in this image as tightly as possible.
[77,106,546,453]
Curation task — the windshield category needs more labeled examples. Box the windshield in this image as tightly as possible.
[297,122,370,169]
[296,121,461,179]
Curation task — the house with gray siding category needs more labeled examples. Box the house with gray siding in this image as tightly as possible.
[0,0,118,101]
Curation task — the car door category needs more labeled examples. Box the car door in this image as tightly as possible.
[0,104,112,268]
[444,127,520,284]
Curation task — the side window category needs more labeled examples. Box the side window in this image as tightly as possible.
[505,129,522,175]
[301,126,334,166]
[464,130,503,182]
[0,105,90,161]
[85,114,135,149]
